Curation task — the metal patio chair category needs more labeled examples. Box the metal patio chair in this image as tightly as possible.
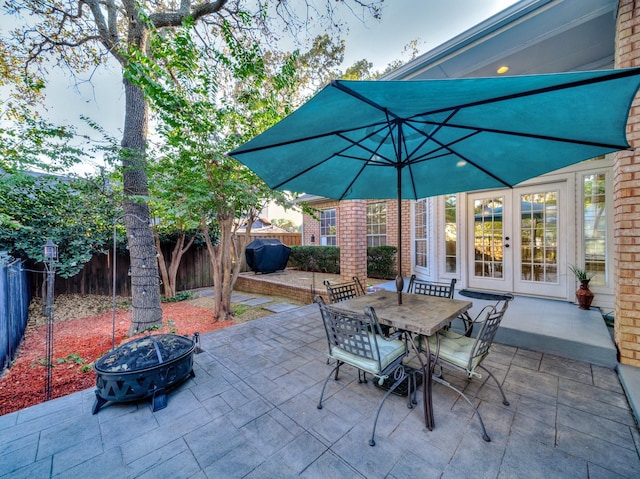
[323,276,365,303]
[422,295,512,442]
[457,290,514,336]
[407,275,456,299]
[314,296,413,446]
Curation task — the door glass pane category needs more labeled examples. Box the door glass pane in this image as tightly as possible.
[473,197,503,278]
[519,192,558,283]
[414,199,428,269]
[583,174,606,286]
[444,195,457,273]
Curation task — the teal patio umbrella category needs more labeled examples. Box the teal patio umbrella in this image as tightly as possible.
[230,68,640,303]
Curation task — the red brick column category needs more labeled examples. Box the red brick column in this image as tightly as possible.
[302,213,320,246]
[615,0,640,366]
[386,199,412,279]
[338,200,368,282]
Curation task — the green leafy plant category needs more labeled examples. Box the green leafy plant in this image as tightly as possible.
[35,358,54,368]
[367,245,398,279]
[568,264,593,281]
[167,319,177,334]
[57,353,85,366]
[162,290,194,303]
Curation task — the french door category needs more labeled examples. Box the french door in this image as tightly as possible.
[467,183,567,298]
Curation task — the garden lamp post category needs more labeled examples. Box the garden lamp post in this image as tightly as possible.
[310,234,316,297]
[43,239,58,401]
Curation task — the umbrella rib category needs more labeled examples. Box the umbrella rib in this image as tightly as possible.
[407,67,640,120]
[403,111,458,162]
[417,119,631,150]
[231,120,390,156]
[338,161,369,200]
[409,129,513,188]
[268,132,394,191]
[331,80,401,120]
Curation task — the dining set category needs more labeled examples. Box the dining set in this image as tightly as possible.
[316,276,513,446]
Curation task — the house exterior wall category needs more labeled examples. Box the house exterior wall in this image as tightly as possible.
[615,0,640,367]
[302,198,409,282]
[302,199,338,246]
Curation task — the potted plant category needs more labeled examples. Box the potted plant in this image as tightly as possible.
[568,265,594,310]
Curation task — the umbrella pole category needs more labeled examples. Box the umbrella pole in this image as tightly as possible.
[396,167,404,304]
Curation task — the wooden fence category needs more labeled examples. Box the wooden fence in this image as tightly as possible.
[1,258,29,374]
[29,232,302,298]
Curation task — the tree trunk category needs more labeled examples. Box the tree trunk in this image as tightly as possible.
[154,233,173,298]
[168,234,193,297]
[202,216,235,321]
[122,74,163,335]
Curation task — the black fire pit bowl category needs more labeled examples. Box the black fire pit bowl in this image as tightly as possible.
[92,333,196,414]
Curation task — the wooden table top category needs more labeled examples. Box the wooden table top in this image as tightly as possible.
[333,289,472,336]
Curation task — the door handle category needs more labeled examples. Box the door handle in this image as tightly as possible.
[505,236,510,248]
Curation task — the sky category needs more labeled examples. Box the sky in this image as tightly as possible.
[11,0,519,178]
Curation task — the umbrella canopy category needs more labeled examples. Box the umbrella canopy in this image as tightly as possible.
[230,68,640,302]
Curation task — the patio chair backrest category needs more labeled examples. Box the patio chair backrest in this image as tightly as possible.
[467,298,511,371]
[323,276,366,303]
[408,275,456,299]
[315,296,385,368]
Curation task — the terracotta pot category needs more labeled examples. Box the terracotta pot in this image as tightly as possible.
[575,279,594,310]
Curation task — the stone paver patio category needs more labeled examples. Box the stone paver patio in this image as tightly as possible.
[1,300,639,478]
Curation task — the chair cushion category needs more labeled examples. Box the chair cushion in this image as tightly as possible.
[427,331,484,376]
[330,334,405,375]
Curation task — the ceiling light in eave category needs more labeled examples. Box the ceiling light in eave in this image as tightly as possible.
[496,66,509,75]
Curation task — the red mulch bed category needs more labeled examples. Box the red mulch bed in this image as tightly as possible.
[0,299,233,416]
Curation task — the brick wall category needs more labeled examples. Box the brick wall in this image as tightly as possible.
[302,198,410,283]
[338,200,368,281]
[615,0,640,366]
[235,275,327,304]
[301,199,338,245]
[386,199,413,280]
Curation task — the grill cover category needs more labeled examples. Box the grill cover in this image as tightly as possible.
[245,238,291,273]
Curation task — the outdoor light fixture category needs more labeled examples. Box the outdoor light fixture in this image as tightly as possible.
[43,239,58,401]
[43,239,58,262]
[496,65,509,74]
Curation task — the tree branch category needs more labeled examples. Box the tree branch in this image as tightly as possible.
[150,0,228,28]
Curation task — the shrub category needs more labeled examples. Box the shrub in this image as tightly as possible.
[288,246,340,273]
[288,245,397,279]
[367,245,397,279]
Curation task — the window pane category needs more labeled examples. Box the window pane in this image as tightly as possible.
[519,191,557,283]
[444,195,457,273]
[320,209,336,246]
[414,199,428,269]
[584,174,606,286]
[366,202,387,247]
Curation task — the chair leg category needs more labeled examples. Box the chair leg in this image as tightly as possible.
[318,363,340,410]
[433,375,491,442]
[479,364,510,406]
[408,369,420,407]
[369,367,406,447]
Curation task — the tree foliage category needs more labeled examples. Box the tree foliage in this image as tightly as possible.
[2,0,384,331]
[0,116,115,277]
[126,17,304,319]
